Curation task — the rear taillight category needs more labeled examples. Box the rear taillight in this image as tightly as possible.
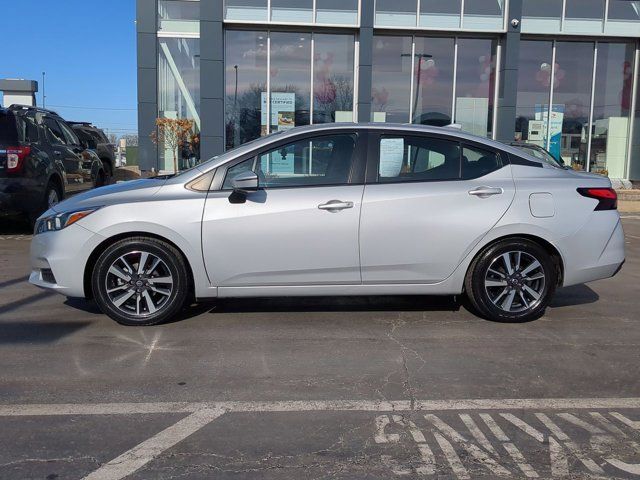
[6,146,31,173]
[577,187,618,211]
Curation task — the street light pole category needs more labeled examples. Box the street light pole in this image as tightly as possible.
[42,72,46,108]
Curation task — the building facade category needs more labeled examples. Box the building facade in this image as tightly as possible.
[137,0,640,182]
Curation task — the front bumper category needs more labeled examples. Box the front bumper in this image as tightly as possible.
[29,223,105,297]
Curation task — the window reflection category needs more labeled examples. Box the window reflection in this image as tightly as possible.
[419,0,461,28]
[316,0,359,24]
[313,34,355,123]
[375,0,417,26]
[553,42,594,169]
[521,0,562,33]
[514,41,553,150]
[371,36,413,123]
[564,0,605,34]
[158,0,200,34]
[463,0,504,30]
[158,37,201,169]
[455,38,497,137]
[590,42,635,177]
[225,31,267,150]
[605,0,640,36]
[412,37,455,126]
[269,32,311,133]
[271,0,313,23]
[225,0,268,21]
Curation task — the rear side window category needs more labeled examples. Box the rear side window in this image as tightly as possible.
[377,135,461,183]
[0,112,18,144]
[461,145,502,179]
[16,116,40,143]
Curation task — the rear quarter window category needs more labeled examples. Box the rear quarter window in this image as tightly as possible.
[0,112,18,144]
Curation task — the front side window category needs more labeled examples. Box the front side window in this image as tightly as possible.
[461,145,502,179]
[377,135,461,182]
[224,133,357,188]
[43,118,66,145]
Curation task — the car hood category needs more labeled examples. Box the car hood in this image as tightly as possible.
[51,178,168,213]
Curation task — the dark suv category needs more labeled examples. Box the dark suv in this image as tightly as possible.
[0,105,106,223]
[69,122,116,178]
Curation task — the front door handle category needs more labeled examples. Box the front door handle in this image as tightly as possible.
[468,186,503,198]
[318,200,354,212]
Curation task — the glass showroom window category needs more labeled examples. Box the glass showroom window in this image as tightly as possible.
[564,0,605,34]
[225,0,268,21]
[269,32,312,133]
[589,43,635,177]
[411,37,455,125]
[552,42,595,170]
[463,0,504,30]
[375,0,418,27]
[514,41,553,148]
[158,37,201,170]
[521,0,562,34]
[271,0,313,23]
[371,36,413,122]
[316,0,359,25]
[420,0,462,29]
[606,0,640,36]
[454,38,498,137]
[224,31,268,150]
[158,0,200,35]
[313,34,355,123]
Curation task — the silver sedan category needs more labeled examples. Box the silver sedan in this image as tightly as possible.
[30,124,625,325]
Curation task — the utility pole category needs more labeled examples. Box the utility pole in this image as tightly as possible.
[42,72,46,108]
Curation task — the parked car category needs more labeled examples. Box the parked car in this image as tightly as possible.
[69,122,116,177]
[1,105,107,224]
[30,124,624,326]
[509,142,568,169]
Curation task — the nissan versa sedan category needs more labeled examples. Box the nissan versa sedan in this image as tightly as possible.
[29,124,625,325]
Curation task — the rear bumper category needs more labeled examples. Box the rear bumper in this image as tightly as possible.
[561,214,625,287]
[0,177,42,215]
[29,223,104,297]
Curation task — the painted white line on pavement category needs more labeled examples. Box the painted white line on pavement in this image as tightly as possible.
[2,397,640,416]
[459,413,497,455]
[557,412,605,434]
[83,407,224,480]
[433,431,469,480]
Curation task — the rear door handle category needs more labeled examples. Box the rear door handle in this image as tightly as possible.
[318,200,354,212]
[468,186,503,198]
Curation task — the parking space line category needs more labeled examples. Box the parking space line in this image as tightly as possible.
[83,407,224,480]
[2,397,640,417]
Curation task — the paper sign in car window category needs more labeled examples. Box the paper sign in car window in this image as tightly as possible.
[379,138,405,178]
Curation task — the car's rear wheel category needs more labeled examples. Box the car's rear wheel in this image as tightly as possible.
[92,237,190,326]
[465,238,557,322]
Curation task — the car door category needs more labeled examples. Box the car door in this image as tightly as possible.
[42,117,86,194]
[359,131,516,284]
[57,120,95,190]
[202,131,366,287]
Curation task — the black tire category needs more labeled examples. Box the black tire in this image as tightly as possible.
[92,236,190,326]
[101,160,113,180]
[464,238,557,323]
[95,170,106,188]
[29,180,63,227]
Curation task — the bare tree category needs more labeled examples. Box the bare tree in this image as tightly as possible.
[151,118,194,173]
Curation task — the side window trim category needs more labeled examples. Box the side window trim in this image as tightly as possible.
[217,130,363,191]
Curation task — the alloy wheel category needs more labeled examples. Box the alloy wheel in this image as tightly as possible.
[104,250,174,317]
[48,189,60,208]
[484,250,546,313]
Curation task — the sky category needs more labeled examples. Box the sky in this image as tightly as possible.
[0,0,138,139]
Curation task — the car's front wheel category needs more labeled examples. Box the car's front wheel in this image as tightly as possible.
[465,238,557,322]
[92,237,190,326]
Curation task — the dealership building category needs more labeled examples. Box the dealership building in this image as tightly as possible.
[137,0,640,182]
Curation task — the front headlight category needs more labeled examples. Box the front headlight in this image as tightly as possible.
[34,207,101,235]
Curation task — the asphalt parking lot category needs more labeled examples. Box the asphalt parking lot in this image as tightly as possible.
[1,216,640,479]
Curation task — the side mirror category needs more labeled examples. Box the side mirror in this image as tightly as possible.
[232,170,259,192]
[229,170,259,204]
